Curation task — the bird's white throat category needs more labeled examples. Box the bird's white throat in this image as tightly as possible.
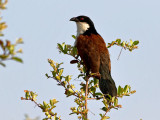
[76,22,90,36]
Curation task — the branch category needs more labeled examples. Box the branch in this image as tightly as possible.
[21,90,61,120]
[84,76,89,119]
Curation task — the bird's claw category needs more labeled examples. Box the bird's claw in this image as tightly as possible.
[88,72,101,79]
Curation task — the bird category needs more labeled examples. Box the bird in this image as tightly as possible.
[70,15,117,97]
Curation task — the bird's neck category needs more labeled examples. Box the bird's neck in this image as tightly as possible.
[75,22,98,46]
[76,22,90,36]
[76,22,98,37]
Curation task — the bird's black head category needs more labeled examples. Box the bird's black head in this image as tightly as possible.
[70,15,98,35]
[70,16,94,27]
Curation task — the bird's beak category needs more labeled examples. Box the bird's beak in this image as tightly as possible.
[70,17,79,22]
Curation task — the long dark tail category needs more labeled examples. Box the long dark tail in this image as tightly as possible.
[99,53,117,97]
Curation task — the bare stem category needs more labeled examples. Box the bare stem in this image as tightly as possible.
[87,98,97,100]
[85,76,89,119]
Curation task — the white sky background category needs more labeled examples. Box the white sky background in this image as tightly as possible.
[0,0,160,120]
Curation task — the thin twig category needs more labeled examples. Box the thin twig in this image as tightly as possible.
[88,109,96,116]
[117,47,123,60]
[21,98,40,108]
[85,76,89,119]
[101,106,113,120]
[50,77,80,98]
[87,98,97,100]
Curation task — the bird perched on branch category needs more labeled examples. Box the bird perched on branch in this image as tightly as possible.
[70,15,117,97]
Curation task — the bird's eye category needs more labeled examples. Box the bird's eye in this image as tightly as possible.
[80,17,84,21]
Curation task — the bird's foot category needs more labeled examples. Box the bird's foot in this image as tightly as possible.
[88,72,101,79]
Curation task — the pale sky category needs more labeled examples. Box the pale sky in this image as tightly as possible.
[1,0,160,120]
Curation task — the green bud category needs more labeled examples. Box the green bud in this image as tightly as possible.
[55,76,61,81]
[59,69,63,76]
[68,88,74,94]
[43,101,48,108]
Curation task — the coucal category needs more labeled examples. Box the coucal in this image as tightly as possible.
[70,15,117,97]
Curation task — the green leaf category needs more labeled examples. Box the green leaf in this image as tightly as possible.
[121,41,125,47]
[25,91,30,99]
[101,116,110,120]
[116,39,121,45]
[52,99,58,105]
[101,107,107,112]
[117,86,122,96]
[45,73,49,78]
[43,101,48,108]
[99,114,103,117]
[16,48,23,53]
[59,69,63,76]
[130,40,133,45]
[120,87,124,94]
[114,98,118,106]
[72,35,76,39]
[0,33,4,36]
[0,55,9,59]
[71,47,78,56]
[11,57,23,63]
[52,71,56,77]
[30,91,34,97]
[8,45,15,54]
[124,85,129,93]
[68,88,74,94]
[57,43,63,52]
[111,97,115,103]
[129,85,131,92]
[133,40,139,45]
[93,78,98,85]
[55,76,61,81]
[90,86,96,94]
[95,92,103,96]
[0,62,6,67]
[78,74,84,78]
[45,112,49,116]
[65,75,71,82]
[32,94,37,101]
[70,84,75,89]
[16,38,23,44]
[50,99,54,106]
